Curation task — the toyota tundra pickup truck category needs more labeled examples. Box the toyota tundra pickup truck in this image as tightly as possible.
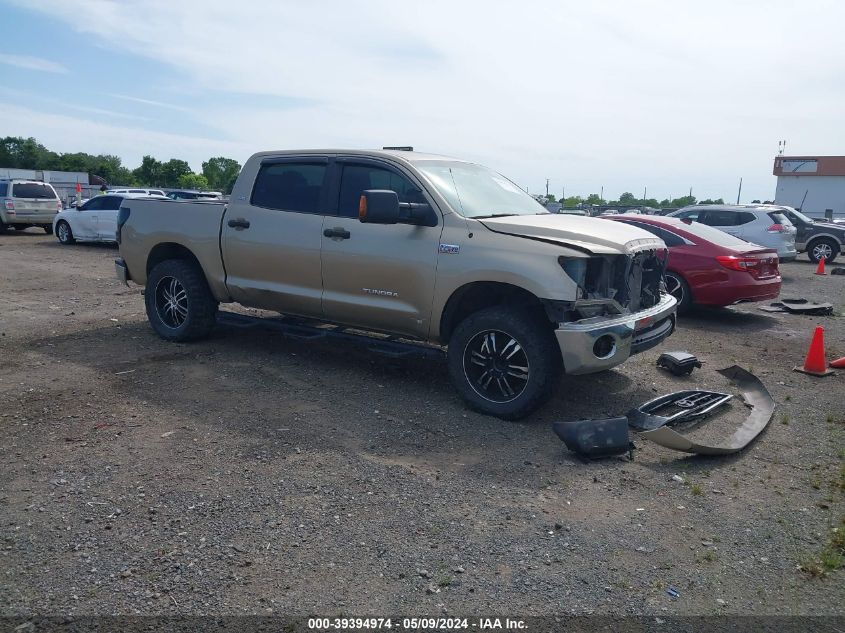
[115,149,676,419]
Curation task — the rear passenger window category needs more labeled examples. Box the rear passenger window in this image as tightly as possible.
[699,210,738,226]
[0,183,7,196]
[736,212,756,225]
[251,162,326,213]
[626,222,685,247]
[338,164,424,218]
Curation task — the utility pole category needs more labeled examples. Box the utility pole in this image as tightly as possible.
[689,186,693,199]
[736,178,743,204]
[562,187,565,201]
[600,186,604,202]
[545,178,550,198]
[643,187,647,203]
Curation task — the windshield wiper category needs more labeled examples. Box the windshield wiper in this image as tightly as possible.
[473,213,519,219]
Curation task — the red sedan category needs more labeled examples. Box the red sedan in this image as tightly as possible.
[605,215,781,313]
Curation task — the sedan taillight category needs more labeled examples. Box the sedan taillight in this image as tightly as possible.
[716,255,758,271]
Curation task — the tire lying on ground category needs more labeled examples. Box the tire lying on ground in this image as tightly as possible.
[145,258,219,342]
[447,306,562,420]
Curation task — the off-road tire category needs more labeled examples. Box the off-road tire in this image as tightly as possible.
[807,237,839,264]
[665,272,692,314]
[447,306,561,420]
[145,259,218,342]
[56,221,75,245]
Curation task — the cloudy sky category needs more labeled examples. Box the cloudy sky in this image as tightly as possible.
[1,0,843,202]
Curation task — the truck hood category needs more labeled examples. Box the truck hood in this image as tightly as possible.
[812,221,845,234]
[479,214,665,255]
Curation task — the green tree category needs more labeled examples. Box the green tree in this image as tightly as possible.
[585,193,605,206]
[0,136,60,169]
[700,198,726,205]
[618,192,636,205]
[202,157,241,193]
[132,155,163,186]
[671,195,696,207]
[544,194,556,203]
[160,159,192,187]
[562,195,584,208]
[178,173,209,190]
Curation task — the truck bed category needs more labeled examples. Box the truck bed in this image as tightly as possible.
[118,198,229,299]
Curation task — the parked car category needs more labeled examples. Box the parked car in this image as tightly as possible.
[559,208,588,216]
[53,193,152,245]
[116,149,677,420]
[166,190,223,200]
[109,188,167,197]
[607,215,781,313]
[669,204,797,261]
[0,179,62,234]
[764,205,844,263]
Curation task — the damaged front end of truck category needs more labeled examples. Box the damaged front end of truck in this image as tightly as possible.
[546,246,677,374]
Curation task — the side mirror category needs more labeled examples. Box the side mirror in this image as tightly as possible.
[359,190,400,224]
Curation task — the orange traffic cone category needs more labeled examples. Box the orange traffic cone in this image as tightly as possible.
[830,357,845,369]
[794,326,834,376]
[815,257,826,275]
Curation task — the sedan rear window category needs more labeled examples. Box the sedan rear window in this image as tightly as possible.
[767,211,790,225]
[676,220,754,249]
[12,183,57,199]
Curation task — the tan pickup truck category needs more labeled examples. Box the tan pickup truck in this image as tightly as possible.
[116,149,676,419]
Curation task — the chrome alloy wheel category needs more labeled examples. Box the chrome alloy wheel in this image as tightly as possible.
[57,222,70,243]
[462,329,530,403]
[155,276,189,328]
[812,242,834,261]
[665,274,685,304]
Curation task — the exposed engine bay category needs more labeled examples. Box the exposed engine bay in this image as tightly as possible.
[552,249,668,322]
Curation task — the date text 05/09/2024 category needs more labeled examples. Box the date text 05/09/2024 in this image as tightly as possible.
[307,618,527,630]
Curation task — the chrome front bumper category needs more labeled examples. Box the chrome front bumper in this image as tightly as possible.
[554,293,677,375]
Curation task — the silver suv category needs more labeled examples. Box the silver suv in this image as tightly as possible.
[0,179,62,234]
[670,204,797,261]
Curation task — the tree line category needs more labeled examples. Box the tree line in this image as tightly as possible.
[545,192,725,208]
[0,136,242,193]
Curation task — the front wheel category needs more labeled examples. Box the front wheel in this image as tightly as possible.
[665,272,692,314]
[56,221,75,245]
[447,306,561,420]
[807,238,839,264]
[145,259,218,342]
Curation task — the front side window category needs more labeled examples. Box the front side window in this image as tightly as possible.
[416,161,546,219]
[251,162,326,213]
[103,196,123,211]
[12,183,57,199]
[82,197,105,211]
[338,164,423,218]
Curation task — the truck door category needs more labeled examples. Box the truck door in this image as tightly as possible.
[221,157,328,317]
[319,159,443,338]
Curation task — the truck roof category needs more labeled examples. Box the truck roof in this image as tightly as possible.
[248,149,470,165]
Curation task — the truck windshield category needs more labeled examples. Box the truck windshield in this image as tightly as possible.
[416,161,548,219]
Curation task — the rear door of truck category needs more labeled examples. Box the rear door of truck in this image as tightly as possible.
[220,156,328,317]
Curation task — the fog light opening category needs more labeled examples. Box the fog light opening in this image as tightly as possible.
[593,334,617,360]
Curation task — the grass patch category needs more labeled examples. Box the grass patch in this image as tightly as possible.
[691,483,703,496]
[800,516,845,578]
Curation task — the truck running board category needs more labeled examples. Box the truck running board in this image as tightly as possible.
[216,311,445,360]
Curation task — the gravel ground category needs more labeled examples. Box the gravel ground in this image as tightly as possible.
[0,229,843,617]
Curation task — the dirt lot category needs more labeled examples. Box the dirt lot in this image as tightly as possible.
[1,229,843,618]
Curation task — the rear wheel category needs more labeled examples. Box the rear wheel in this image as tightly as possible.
[0,220,5,234]
[665,272,692,314]
[56,221,75,245]
[807,238,839,264]
[42,225,53,235]
[145,259,218,342]
[447,306,561,420]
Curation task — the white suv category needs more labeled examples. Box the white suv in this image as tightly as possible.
[108,188,167,197]
[670,205,797,261]
[0,179,62,234]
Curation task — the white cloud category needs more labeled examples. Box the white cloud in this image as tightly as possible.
[10,0,845,200]
[0,53,68,74]
[109,93,189,112]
